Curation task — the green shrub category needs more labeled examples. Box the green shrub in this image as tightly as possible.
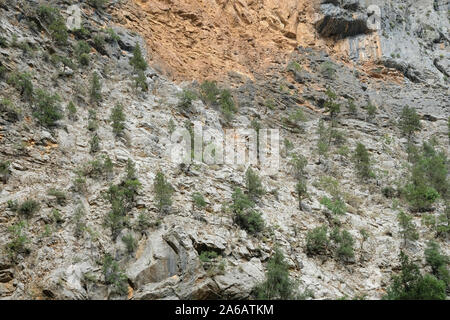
[102,254,128,296]
[50,208,64,224]
[129,43,147,72]
[73,203,86,237]
[320,196,346,215]
[320,61,336,79]
[0,65,7,79]
[93,34,106,52]
[365,103,377,118]
[32,89,63,127]
[331,228,355,260]
[316,119,330,160]
[192,192,207,209]
[47,188,67,205]
[219,89,237,122]
[79,156,113,179]
[37,5,67,45]
[0,36,8,48]
[7,72,33,101]
[397,211,419,246]
[67,101,77,121]
[285,108,307,128]
[72,26,91,39]
[106,28,120,42]
[200,80,220,105]
[231,188,264,234]
[110,104,126,137]
[245,167,264,201]
[75,41,91,66]
[347,99,357,115]
[199,251,218,263]
[49,17,68,45]
[288,153,307,180]
[384,251,446,300]
[287,60,302,73]
[353,142,373,179]
[153,170,173,213]
[382,186,397,198]
[254,248,297,299]
[17,199,40,217]
[0,160,11,183]
[399,106,422,140]
[90,134,100,154]
[404,183,439,212]
[6,221,29,259]
[134,70,148,92]
[323,88,341,120]
[122,234,137,254]
[90,72,102,104]
[424,241,449,286]
[177,89,197,110]
[235,209,264,235]
[306,225,329,256]
[295,179,308,210]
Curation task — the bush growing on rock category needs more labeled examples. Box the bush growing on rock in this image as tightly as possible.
[6,220,29,259]
[199,251,218,263]
[75,41,91,66]
[295,179,308,210]
[0,98,21,122]
[130,43,147,72]
[424,241,449,287]
[320,61,336,79]
[323,88,341,121]
[7,72,33,101]
[32,89,63,127]
[37,5,68,45]
[192,192,207,210]
[219,89,237,122]
[306,225,329,256]
[153,170,174,214]
[288,153,307,180]
[397,211,419,246]
[102,254,128,296]
[245,167,265,201]
[330,228,355,261]
[73,203,86,237]
[90,72,102,104]
[17,199,40,217]
[384,251,446,300]
[47,188,67,205]
[134,70,148,92]
[320,196,346,215]
[110,103,126,137]
[399,106,422,141]
[67,101,77,121]
[231,188,264,234]
[177,89,197,110]
[353,142,374,179]
[122,234,137,254]
[200,80,220,105]
[254,248,297,300]
[89,134,100,154]
[0,160,11,183]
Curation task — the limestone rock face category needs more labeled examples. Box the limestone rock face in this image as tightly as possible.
[0,0,448,301]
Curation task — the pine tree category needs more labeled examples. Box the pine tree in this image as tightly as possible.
[254,248,297,299]
[399,106,422,141]
[130,43,147,72]
[397,211,419,247]
[153,171,173,213]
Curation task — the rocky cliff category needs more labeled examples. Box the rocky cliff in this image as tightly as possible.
[0,0,448,300]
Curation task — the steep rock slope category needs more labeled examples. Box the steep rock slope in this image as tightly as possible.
[0,0,448,300]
